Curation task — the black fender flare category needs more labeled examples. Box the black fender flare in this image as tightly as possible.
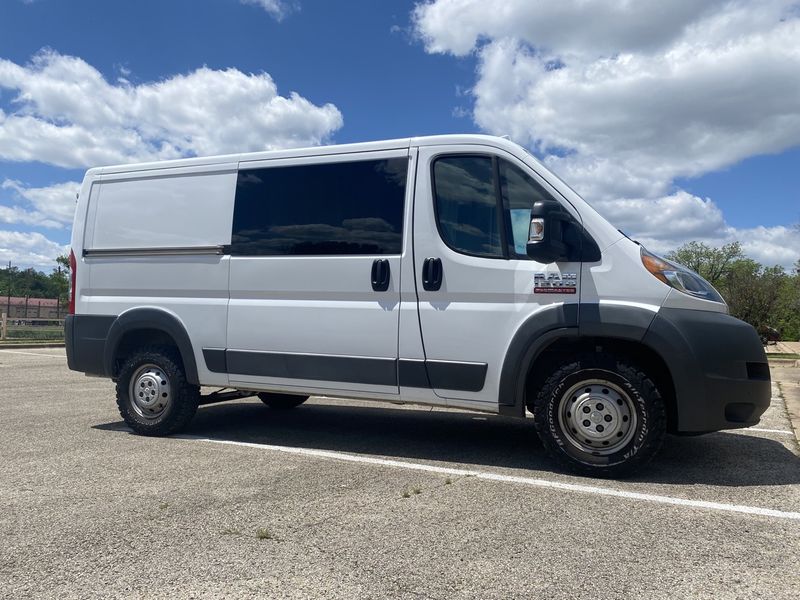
[103,307,200,385]
[498,303,660,417]
[498,303,579,417]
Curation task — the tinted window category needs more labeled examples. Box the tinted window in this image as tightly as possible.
[432,156,502,258]
[232,158,407,256]
[499,159,554,256]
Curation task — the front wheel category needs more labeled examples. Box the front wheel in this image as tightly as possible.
[116,346,199,436]
[532,354,666,478]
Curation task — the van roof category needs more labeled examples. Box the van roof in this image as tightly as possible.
[93,134,526,175]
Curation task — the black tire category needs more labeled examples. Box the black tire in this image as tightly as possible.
[116,346,199,436]
[531,353,666,478]
[257,392,308,410]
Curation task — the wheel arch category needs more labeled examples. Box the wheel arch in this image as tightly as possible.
[499,303,678,432]
[104,307,200,385]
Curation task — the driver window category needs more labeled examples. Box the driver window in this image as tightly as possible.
[498,159,555,258]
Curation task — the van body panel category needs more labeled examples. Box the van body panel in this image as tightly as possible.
[579,237,670,309]
[77,165,236,388]
[412,144,584,405]
[89,166,237,250]
[225,149,409,396]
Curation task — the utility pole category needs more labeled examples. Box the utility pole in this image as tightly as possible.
[6,261,10,319]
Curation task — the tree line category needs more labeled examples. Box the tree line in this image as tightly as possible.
[1,255,70,306]
[1,246,799,340]
[667,242,800,342]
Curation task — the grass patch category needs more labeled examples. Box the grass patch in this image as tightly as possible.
[0,340,64,346]
[445,477,452,485]
[402,486,422,498]
[767,353,800,360]
[158,502,169,510]
[5,326,64,341]
[255,527,273,540]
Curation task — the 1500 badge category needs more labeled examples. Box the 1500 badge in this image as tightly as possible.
[533,272,577,294]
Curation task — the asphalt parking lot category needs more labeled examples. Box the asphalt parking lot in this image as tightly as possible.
[1,348,799,599]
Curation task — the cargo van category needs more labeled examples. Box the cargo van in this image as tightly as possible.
[65,135,770,476]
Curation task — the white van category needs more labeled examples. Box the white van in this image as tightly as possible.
[65,134,770,476]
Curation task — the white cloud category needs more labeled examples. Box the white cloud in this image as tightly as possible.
[1,179,78,229]
[412,0,800,266]
[0,230,67,268]
[413,0,730,57]
[594,191,800,267]
[239,0,297,21]
[0,50,343,168]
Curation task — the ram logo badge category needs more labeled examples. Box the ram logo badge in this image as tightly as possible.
[533,272,577,294]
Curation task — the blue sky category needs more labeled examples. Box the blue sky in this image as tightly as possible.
[1,0,799,268]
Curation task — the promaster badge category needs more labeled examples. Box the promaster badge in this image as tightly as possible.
[533,272,577,294]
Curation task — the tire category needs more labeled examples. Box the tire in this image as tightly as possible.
[531,353,666,478]
[257,392,308,410]
[116,346,199,436]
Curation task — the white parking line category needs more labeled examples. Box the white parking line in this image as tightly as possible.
[738,427,795,436]
[178,435,800,521]
[0,349,65,358]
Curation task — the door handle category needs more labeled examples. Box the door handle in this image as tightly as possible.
[371,259,391,292]
[422,257,443,291]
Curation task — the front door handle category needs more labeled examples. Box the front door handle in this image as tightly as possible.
[371,259,390,292]
[422,257,443,291]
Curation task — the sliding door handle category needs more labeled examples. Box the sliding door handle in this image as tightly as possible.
[371,259,391,292]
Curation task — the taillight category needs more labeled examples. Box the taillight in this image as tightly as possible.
[68,249,77,315]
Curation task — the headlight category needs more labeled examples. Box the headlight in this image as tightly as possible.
[640,247,724,303]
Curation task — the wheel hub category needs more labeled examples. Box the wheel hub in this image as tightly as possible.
[130,365,171,420]
[559,379,636,455]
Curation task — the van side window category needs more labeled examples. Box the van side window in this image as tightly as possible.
[231,158,407,256]
[432,156,503,258]
[498,159,554,257]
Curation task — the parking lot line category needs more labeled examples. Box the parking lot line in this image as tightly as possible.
[178,434,800,521]
[740,427,795,436]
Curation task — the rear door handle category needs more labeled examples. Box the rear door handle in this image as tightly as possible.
[371,259,390,292]
[422,257,443,291]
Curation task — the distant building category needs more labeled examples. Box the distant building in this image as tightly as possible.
[1,297,62,319]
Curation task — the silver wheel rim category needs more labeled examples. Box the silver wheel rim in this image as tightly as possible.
[558,379,637,455]
[129,363,171,420]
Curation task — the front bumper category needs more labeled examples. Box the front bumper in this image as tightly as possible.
[643,308,771,433]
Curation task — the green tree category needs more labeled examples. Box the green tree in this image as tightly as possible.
[723,261,786,334]
[666,241,744,285]
[0,257,69,303]
[668,241,800,341]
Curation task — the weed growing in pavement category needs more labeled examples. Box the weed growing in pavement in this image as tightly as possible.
[412,486,422,495]
[221,527,241,536]
[256,528,273,540]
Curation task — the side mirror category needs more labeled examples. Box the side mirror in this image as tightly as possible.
[526,199,572,263]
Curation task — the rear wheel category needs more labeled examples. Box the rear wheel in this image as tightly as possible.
[257,392,308,410]
[116,346,199,436]
[531,353,666,478]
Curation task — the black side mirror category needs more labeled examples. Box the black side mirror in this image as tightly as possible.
[526,198,573,263]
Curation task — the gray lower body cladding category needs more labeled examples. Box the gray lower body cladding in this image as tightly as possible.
[66,307,771,434]
[65,314,114,377]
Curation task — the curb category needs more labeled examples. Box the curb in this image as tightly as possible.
[767,358,800,367]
